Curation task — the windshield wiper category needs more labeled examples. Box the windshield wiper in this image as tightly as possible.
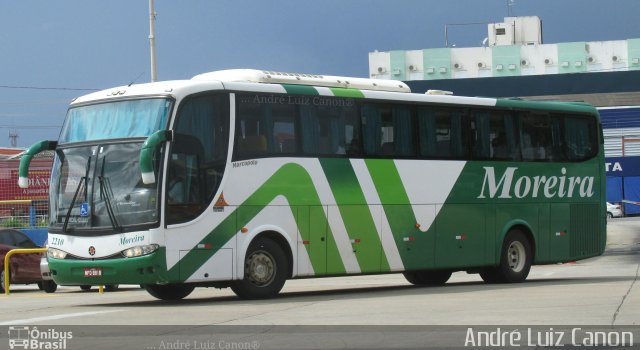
[62,157,91,233]
[98,176,123,233]
[98,156,123,233]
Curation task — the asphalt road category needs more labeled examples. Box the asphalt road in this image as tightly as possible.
[0,218,638,349]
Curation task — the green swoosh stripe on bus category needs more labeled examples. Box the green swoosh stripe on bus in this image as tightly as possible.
[365,159,436,270]
[168,162,346,280]
[320,158,390,273]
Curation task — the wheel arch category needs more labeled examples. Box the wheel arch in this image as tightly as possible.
[236,226,295,280]
[496,220,537,264]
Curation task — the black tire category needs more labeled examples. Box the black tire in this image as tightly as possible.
[607,212,613,219]
[479,268,502,283]
[104,284,119,292]
[144,284,195,301]
[403,270,452,286]
[481,230,532,284]
[37,282,44,290]
[80,285,92,291]
[0,268,6,293]
[42,280,57,293]
[231,237,289,300]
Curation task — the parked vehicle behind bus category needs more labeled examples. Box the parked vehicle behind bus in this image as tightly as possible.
[0,228,53,293]
[606,202,622,218]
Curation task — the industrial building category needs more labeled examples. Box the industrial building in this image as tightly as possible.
[369,16,640,214]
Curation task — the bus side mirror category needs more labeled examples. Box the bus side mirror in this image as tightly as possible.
[18,140,57,188]
[140,130,172,184]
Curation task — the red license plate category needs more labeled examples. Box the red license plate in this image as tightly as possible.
[83,267,102,277]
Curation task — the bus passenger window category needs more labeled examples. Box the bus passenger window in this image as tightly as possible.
[476,111,518,160]
[361,104,382,155]
[418,107,458,158]
[519,113,556,161]
[471,112,491,159]
[235,94,298,157]
[273,116,297,154]
[299,99,359,157]
[361,103,414,157]
[564,115,596,161]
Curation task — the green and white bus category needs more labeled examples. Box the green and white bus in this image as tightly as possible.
[20,69,605,300]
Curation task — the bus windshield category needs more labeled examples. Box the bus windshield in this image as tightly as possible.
[49,142,161,234]
[59,98,172,144]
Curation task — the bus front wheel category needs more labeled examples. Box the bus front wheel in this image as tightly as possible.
[231,237,288,300]
[145,284,195,301]
[480,230,532,284]
[403,270,452,286]
[41,280,58,293]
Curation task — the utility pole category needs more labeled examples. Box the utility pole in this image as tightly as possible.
[9,130,18,148]
[149,0,158,82]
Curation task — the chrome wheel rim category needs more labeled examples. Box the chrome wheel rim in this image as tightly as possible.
[246,251,276,286]
[508,241,526,272]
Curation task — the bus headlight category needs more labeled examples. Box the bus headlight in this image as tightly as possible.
[122,244,159,258]
[47,248,68,259]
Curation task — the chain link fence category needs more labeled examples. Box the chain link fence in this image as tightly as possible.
[0,200,49,228]
[0,157,52,229]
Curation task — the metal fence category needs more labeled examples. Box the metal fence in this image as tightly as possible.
[0,200,48,228]
[0,157,52,229]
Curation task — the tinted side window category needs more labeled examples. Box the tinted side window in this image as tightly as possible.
[235,94,362,159]
[13,232,37,248]
[417,106,468,158]
[564,115,597,161]
[361,104,415,157]
[0,232,15,246]
[518,112,564,161]
[235,94,299,158]
[473,110,519,160]
[300,100,360,156]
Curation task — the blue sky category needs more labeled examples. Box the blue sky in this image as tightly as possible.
[1,0,639,148]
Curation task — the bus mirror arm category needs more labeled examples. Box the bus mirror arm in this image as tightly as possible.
[140,130,173,185]
[18,140,58,188]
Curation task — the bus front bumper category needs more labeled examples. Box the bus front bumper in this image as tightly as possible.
[48,248,170,285]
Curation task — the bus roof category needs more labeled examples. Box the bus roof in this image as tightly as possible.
[192,69,411,93]
[70,69,598,116]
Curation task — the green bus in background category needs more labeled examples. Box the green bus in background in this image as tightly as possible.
[19,69,605,300]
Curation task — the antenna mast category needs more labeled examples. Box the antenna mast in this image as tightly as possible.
[507,0,515,16]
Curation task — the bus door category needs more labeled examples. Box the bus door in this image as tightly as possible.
[164,93,231,282]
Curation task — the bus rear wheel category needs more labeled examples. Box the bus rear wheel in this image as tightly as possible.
[231,237,288,300]
[145,284,195,301]
[403,270,452,286]
[480,230,532,284]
